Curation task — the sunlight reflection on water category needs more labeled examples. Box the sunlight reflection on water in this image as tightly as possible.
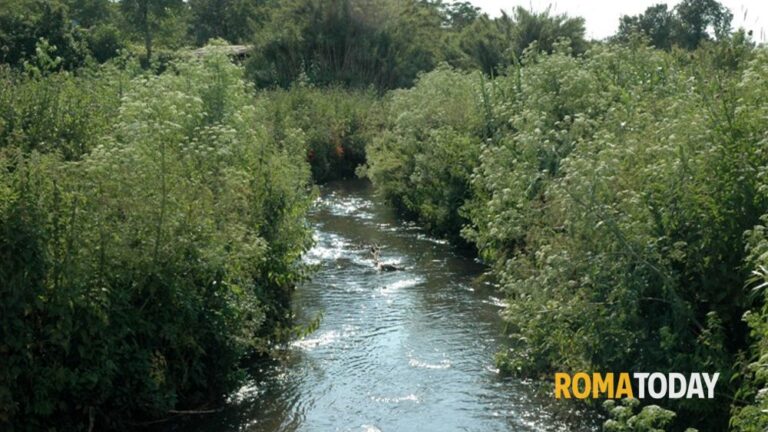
[185,179,601,432]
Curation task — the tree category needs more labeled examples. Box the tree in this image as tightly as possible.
[247,0,446,90]
[189,0,269,45]
[510,7,587,57]
[674,0,733,49]
[439,1,480,30]
[61,0,124,62]
[454,7,586,76]
[457,15,509,75]
[615,0,733,50]
[617,4,676,49]
[120,0,184,64]
[0,0,89,69]
[64,0,115,28]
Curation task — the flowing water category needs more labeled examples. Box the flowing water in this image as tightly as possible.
[189,179,598,432]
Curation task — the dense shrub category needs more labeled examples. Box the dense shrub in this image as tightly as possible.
[0,0,89,69]
[85,24,126,63]
[454,8,587,76]
[603,399,679,432]
[365,42,768,431]
[732,221,768,431]
[478,43,762,429]
[729,50,768,432]
[264,84,378,183]
[364,65,487,243]
[0,52,312,430]
[0,57,122,160]
[246,0,446,90]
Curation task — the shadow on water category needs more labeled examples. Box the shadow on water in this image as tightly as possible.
[180,179,601,432]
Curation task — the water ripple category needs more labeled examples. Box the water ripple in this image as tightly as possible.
[184,179,601,432]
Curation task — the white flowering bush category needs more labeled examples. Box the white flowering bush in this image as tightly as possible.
[0,50,312,430]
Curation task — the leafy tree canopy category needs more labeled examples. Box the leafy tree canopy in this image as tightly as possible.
[616,0,734,50]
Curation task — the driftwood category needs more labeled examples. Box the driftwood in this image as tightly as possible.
[368,243,404,272]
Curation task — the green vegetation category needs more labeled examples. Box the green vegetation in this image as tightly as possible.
[2,0,768,431]
[1,51,312,429]
[363,66,486,244]
[0,0,592,90]
[615,0,733,50]
[603,399,688,432]
[364,38,768,432]
[0,1,90,69]
[263,85,378,182]
[119,0,185,64]
[455,7,587,75]
[245,0,445,90]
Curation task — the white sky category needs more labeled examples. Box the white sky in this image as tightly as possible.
[471,0,768,42]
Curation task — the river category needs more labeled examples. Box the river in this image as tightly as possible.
[188,179,598,432]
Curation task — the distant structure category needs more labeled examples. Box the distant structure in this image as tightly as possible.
[191,45,252,61]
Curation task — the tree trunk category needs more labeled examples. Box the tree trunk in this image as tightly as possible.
[142,0,153,65]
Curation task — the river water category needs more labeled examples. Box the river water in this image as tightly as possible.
[189,179,598,432]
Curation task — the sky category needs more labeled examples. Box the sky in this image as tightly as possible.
[471,0,768,42]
